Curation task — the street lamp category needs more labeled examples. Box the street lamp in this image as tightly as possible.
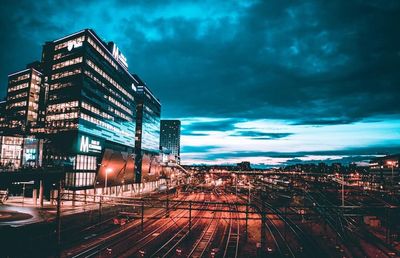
[248,181,251,204]
[231,173,237,196]
[341,173,345,207]
[105,168,112,195]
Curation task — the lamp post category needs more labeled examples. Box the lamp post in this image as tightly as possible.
[22,183,26,206]
[105,168,112,195]
[235,174,238,196]
[231,174,237,196]
[248,181,251,204]
[341,174,345,207]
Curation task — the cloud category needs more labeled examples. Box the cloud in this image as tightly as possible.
[180,118,400,165]
[1,0,399,123]
[1,1,399,165]
[230,131,293,140]
[182,118,239,132]
[181,145,220,153]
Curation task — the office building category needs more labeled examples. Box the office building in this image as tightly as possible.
[134,78,161,183]
[160,120,181,163]
[4,66,43,135]
[0,64,44,169]
[0,100,6,133]
[40,29,140,188]
[0,29,162,189]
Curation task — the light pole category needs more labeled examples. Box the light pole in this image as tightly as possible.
[341,174,345,207]
[22,183,26,206]
[231,174,237,196]
[248,181,251,204]
[105,168,112,195]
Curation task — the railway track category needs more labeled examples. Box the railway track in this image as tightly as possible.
[67,193,195,258]
[222,192,240,258]
[149,194,213,257]
[264,211,296,257]
[261,196,325,258]
[230,188,296,257]
[187,192,221,257]
[112,193,205,257]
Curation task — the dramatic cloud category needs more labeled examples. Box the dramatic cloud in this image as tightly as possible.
[180,117,400,165]
[1,0,399,166]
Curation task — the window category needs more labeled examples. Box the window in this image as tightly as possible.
[52,57,83,70]
[47,101,79,113]
[86,59,133,101]
[7,101,27,108]
[7,91,27,100]
[75,155,97,171]
[8,82,29,92]
[50,82,74,90]
[87,37,119,70]
[51,68,81,80]
[54,35,85,51]
[81,101,114,120]
[84,70,130,106]
[10,73,30,84]
[80,112,131,138]
[46,112,78,121]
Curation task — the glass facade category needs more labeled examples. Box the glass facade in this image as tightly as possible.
[141,107,160,152]
[134,82,161,183]
[39,29,139,188]
[4,68,42,134]
[0,136,23,169]
[0,29,162,189]
[135,85,161,153]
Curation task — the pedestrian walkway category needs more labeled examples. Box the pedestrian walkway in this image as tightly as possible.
[0,183,170,227]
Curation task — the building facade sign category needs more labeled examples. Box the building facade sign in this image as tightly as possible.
[111,43,128,69]
[67,39,83,51]
[79,135,102,154]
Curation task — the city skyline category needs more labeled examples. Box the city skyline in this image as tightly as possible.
[0,1,399,166]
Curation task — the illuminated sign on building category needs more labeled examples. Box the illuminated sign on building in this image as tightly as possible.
[111,43,128,69]
[79,135,102,153]
[67,39,83,51]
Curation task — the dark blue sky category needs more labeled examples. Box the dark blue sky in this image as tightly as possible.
[1,0,399,166]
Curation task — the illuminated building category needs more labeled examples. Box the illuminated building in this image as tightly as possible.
[134,77,161,183]
[369,154,400,175]
[38,29,140,188]
[5,66,43,135]
[0,100,6,133]
[0,64,44,169]
[160,120,181,163]
[0,29,162,189]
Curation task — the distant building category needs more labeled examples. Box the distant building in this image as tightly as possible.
[237,161,251,170]
[331,163,342,172]
[317,162,328,173]
[160,120,181,163]
[369,154,399,175]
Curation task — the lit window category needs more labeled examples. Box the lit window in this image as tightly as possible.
[52,57,83,70]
